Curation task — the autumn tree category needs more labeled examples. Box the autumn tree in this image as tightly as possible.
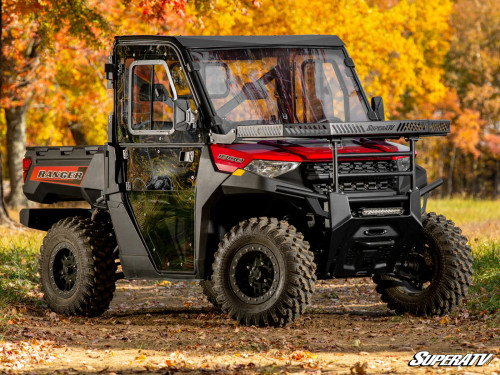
[0,0,10,224]
[413,0,499,197]
[1,0,189,214]
[187,0,453,118]
[444,0,500,197]
[1,0,109,208]
[2,0,497,202]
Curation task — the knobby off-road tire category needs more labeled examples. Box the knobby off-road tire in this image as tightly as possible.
[200,279,221,308]
[373,212,473,316]
[212,217,316,327]
[39,216,118,317]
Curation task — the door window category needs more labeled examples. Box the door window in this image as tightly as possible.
[129,60,177,135]
[116,44,201,143]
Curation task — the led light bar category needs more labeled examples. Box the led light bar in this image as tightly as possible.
[360,207,404,217]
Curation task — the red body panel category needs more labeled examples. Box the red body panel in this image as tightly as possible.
[211,140,409,173]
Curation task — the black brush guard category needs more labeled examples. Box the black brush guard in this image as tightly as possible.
[211,119,449,278]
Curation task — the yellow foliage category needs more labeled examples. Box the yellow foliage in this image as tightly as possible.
[186,0,453,118]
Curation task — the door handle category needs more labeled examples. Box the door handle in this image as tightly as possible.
[179,151,194,163]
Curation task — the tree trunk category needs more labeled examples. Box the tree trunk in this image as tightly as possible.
[0,150,12,223]
[69,122,88,145]
[0,0,13,224]
[494,160,500,200]
[5,104,28,208]
[447,146,457,197]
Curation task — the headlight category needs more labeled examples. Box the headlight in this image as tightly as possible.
[245,160,301,178]
[396,157,410,171]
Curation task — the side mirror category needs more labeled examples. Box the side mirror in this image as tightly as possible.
[174,99,196,131]
[371,96,385,121]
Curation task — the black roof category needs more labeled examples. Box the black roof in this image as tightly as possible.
[115,35,344,49]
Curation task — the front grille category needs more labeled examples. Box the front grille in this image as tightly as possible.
[304,160,398,193]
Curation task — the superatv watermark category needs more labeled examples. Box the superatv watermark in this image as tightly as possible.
[409,351,494,367]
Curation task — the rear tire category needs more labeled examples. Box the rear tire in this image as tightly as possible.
[39,216,117,317]
[373,212,473,316]
[212,217,316,327]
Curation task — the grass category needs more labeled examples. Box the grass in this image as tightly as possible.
[427,198,500,315]
[0,198,498,321]
[0,227,43,309]
[426,198,500,223]
[467,240,499,315]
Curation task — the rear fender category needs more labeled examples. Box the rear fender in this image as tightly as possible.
[19,208,92,231]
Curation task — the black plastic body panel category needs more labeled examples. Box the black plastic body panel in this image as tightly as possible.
[19,208,92,231]
[322,190,423,278]
[23,146,105,205]
[194,147,230,277]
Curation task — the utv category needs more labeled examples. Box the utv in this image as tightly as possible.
[21,35,473,326]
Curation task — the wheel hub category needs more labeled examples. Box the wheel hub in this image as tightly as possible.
[399,242,437,292]
[229,244,280,305]
[248,266,262,284]
[50,243,78,297]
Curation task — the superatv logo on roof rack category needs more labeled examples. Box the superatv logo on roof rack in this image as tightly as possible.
[367,124,395,132]
[31,166,88,186]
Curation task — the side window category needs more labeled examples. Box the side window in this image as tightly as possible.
[129,60,176,135]
[117,45,201,143]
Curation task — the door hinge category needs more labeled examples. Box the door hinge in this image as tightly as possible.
[123,149,129,160]
[125,182,131,191]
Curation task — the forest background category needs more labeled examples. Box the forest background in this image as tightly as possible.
[0,0,499,211]
[0,1,498,372]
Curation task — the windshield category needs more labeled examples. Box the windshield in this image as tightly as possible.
[191,48,370,132]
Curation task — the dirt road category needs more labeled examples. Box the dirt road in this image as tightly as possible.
[1,278,498,374]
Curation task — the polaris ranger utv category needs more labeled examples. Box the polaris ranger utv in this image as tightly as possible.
[21,35,473,326]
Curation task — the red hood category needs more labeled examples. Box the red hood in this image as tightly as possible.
[211,139,410,173]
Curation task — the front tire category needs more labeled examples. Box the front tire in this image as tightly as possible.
[39,217,117,317]
[212,217,316,327]
[373,212,473,316]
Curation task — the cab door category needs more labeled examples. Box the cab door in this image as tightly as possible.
[117,44,202,274]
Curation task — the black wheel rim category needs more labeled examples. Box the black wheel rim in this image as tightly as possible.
[50,242,78,297]
[229,244,280,305]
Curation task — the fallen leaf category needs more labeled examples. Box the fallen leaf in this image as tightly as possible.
[440,316,450,325]
[350,361,368,375]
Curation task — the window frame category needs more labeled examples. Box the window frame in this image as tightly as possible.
[128,59,178,136]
